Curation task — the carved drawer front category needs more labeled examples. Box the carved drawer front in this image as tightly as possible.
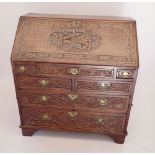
[76,80,132,93]
[16,76,71,90]
[20,91,129,111]
[14,63,114,78]
[35,64,114,78]
[67,67,113,78]
[22,108,126,132]
[117,69,136,79]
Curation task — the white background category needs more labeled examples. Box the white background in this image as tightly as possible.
[0,2,155,152]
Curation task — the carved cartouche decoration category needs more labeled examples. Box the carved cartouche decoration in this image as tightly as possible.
[49,21,101,52]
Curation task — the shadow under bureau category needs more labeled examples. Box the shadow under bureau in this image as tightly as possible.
[11,13,139,144]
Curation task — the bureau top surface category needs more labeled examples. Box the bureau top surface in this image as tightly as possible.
[12,13,139,67]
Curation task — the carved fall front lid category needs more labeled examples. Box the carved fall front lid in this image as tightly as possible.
[12,13,139,67]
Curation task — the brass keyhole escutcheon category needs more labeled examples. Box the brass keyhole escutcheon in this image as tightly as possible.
[68,68,80,75]
[98,98,109,106]
[68,111,78,118]
[68,94,78,101]
[39,79,49,87]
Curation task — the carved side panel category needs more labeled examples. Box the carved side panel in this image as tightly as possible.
[16,76,71,90]
[22,108,126,131]
[77,80,132,92]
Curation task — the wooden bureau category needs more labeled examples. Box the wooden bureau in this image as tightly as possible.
[11,13,139,144]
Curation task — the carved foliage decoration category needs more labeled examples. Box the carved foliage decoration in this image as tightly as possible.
[13,19,138,66]
[77,81,132,92]
[23,109,125,131]
[15,63,113,78]
[49,21,101,52]
[21,92,128,110]
[17,76,71,89]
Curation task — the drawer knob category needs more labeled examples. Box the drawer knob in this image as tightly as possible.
[18,65,26,72]
[41,114,51,121]
[98,82,111,89]
[40,95,49,102]
[39,79,49,87]
[99,98,109,106]
[68,111,78,117]
[68,68,80,75]
[68,94,78,100]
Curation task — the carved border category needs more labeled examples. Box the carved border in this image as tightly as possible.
[13,18,137,66]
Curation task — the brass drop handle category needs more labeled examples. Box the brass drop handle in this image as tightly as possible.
[68,111,78,117]
[98,98,109,106]
[98,82,111,89]
[68,68,80,75]
[40,95,49,102]
[39,79,49,87]
[41,114,51,121]
[68,94,78,100]
[18,65,27,72]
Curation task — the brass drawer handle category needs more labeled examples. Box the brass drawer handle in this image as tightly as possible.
[96,117,104,124]
[98,98,109,106]
[68,94,78,100]
[122,71,130,76]
[18,65,27,72]
[98,82,111,89]
[118,70,132,78]
[68,111,78,117]
[41,113,51,121]
[40,95,49,102]
[39,79,49,87]
[68,68,80,75]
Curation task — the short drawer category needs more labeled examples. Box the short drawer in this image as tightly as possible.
[19,91,129,112]
[16,76,71,90]
[14,62,114,78]
[76,80,133,93]
[117,69,136,79]
[22,108,126,132]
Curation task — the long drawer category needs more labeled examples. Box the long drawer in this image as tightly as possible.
[22,107,126,132]
[19,91,130,112]
[14,62,114,79]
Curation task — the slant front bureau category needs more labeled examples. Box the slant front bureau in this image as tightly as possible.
[11,13,139,144]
